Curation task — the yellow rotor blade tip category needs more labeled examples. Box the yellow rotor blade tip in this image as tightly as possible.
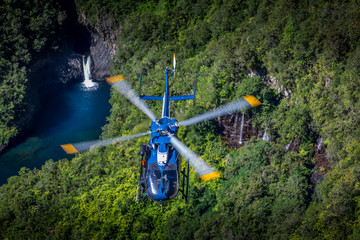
[200,171,221,181]
[243,95,262,108]
[106,75,126,84]
[61,144,78,154]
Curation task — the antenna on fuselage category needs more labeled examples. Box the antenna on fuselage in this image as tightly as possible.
[173,53,176,81]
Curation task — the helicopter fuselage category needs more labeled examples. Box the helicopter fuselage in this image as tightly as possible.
[142,117,180,201]
[62,55,260,203]
[137,67,194,201]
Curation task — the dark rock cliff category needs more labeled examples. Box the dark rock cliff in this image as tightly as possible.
[78,12,120,80]
[310,137,331,187]
[29,45,83,84]
[89,32,111,80]
[218,113,261,149]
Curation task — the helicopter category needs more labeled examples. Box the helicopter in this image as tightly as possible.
[61,54,261,202]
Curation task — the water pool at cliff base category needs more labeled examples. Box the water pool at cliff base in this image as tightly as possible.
[0,80,111,184]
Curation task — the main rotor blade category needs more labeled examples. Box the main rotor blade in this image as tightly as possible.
[169,135,220,181]
[178,95,261,127]
[107,75,157,122]
[61,132,150,154]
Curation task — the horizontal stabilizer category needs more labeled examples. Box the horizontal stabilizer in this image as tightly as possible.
[170,95,195,101]
[140,96,163,101]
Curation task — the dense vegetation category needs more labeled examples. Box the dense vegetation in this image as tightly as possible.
[0,0,66,146]
[1,0,360,239]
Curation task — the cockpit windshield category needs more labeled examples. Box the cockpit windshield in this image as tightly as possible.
[146,162,161,197]
[163,163,178,199]
[146,162,179,199]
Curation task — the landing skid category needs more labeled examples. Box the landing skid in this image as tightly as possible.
[179,162,190,203]
[137,144,147,203]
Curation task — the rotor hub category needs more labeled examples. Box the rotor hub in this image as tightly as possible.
[150,117,178,145]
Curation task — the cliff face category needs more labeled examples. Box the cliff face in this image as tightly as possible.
[78,12,120,80]
[29,45,83,84]
[219,113,260,149]
[89,32,111,80]
[248,70,292,98]
[29,9,119,84]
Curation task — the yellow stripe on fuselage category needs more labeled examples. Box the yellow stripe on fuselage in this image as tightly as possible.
[243,95,262,108]
[61,144,78,154]
[200,171,221,181]
[106,75,126,84]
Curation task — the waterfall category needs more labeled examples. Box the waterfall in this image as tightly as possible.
[82,55,97,88]
[317,137,323,150]
[263,131,270,141]
[234,113,239,129]
[285,139,293,150]
[239,113,245,144]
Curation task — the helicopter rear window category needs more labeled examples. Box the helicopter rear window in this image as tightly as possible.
[147,163,161,197]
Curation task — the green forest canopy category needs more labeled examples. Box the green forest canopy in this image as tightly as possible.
[0,0,65,146]
[1,0,360,239]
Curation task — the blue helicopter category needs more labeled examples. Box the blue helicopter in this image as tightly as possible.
[61,54,261,202]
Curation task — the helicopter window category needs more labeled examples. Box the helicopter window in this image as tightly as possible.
[163,163,179,199]
[146,163,161,197]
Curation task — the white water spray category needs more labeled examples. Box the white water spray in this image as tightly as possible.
[263,131,270,141]
[285,139,293,150]
[317,137,323,150]
[82,55,97,88]
[239,113,245,144]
